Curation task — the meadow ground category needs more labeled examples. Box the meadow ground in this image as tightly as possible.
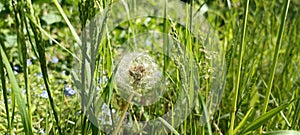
[0,0,299,134]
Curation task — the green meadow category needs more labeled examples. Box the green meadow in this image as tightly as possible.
[0,0,299,134]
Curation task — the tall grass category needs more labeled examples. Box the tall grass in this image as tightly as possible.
[0,42,13,135]
[229,0,249,134]
[0,0,299,134]
[260,0,291,132]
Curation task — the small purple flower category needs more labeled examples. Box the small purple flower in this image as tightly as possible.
[98,76,108,84]
[156,72,162,77]
[41,91,48,98]
[13,65,22,74]
[101,103,108,110]
[99,103,115,125]
[145,39,152,46]
[64,85,76,96]
[50,56,59,64]
[27,59,32,66]
[37,73,43,78]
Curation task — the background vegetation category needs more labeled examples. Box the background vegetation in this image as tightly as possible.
[0,0,299,134]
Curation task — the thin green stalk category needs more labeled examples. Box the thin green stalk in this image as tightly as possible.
[27,19,80,61]
[0,43,12,135]
[25,2,79,61]
[27,10,62,133]
[233,107,253,134]
[158,117,180,135]
[0,44,33,134]
[260,0,290,132]
[163,0,170,75]
[229,0,249,134]
[19,4,33,130]
[80,24,88,135]
[11,1,34,133]
[52,0,82,45]
[24,2,63,133]
[35,40,62,135]
[198,93,212,135]
[112,93,134,135]
[240,100,294,134]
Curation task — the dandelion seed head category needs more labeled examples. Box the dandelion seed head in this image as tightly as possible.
[115,52,165,105]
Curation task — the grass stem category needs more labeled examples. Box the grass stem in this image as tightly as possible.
[260,0,291,133]
[229,0,250,134]
[52,0,82,45]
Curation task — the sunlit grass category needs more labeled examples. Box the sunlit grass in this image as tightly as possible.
[0,0,299,134]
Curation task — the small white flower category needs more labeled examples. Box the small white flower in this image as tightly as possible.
[39,128,45,134]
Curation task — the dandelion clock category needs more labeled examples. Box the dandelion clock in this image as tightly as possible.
[72,0,226,134]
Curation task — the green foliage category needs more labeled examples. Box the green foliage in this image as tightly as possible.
[0,0,299,134]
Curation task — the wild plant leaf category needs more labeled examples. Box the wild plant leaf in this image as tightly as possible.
[158,117,180,135]
[0,44,33,134]
[41,13,62,25]
[240,100,294,134]
[263,130,300,135]
[0,42,12,134]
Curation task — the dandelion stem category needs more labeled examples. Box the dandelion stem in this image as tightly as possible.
[112,80,138,135]
[112,93,134,135]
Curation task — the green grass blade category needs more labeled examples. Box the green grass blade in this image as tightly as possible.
[52,0,82,45]
[158,117,180,135]
[26,16,80,61]
[0,43,12,135]
[261,0,291,131]
[261,78,292,128]
[229,0,250,134]
[13,3,34,130]
[198,93,212,135]
[0,44,33,134]
[36,40,62,135]
[163,0,170,75]
[240,100,294,134]
[292,95,300,129]
[263,130,300,135]
[233,107,253,135]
